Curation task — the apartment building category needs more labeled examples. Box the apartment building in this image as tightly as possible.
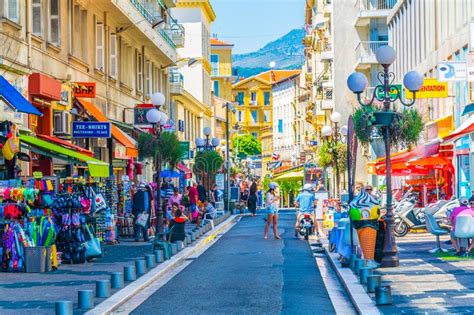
[0,0,182,178]
[388,0,474,198]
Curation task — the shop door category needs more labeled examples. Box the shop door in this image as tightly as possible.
[457,154,471,198]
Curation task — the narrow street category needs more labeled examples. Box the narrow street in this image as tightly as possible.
[131,213,340,314]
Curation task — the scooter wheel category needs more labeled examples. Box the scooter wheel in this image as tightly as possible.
[394,221,409,237]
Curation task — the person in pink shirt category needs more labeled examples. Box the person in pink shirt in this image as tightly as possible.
[168,188,182,208]
[449,197,474,255]
[188,182,199,219]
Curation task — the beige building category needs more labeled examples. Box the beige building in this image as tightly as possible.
[0,0,184,179]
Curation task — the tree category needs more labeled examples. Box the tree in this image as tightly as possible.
[278,179,302,207]
[232,134,262,157]
[137,132,184,169]
[193,150,224,178]
[317,142,347,173]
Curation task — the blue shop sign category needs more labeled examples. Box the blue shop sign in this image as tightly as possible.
[72,122,111,138]
[455,135,470,151]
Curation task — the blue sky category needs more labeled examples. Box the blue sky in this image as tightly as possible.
[210,0,305,54]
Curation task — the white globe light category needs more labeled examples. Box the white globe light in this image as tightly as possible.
[330,111,342,123]
[347,72,368,93]
[203,127,212,136]
[403,71,424,92]
[146,108,160,124]
[375,45,396,65]
[211,138,220,147]
[195,138,205,146]
[321,125,333,137]
[159,112,168,125]
[340,125,349,136]
[269,61,276,68]
[151,92,166,106]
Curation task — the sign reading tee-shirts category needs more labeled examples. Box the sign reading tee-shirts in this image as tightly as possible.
[72,122,111,138]
[405,78,448,99]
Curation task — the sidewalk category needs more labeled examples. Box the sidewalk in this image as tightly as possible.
[0,240,150,314]
[374,233,474,314]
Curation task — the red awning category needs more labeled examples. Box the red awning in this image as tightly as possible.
[36,134,94,157]
[443,115,474,143]
[375,141,440,167]
[177,163,192,179]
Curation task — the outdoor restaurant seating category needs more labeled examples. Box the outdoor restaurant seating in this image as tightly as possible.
[454,215,474,247]
[425,214,449,253]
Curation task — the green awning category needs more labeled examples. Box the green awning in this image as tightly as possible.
[20,135,110,178]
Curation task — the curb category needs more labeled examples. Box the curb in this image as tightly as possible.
[86,214,239,315]
[317,235,380,315]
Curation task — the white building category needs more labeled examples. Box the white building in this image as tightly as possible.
[272,73,301,164]
[172,0,215,132]
[388,0,474,198]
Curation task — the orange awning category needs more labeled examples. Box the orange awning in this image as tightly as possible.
[75,98,138,158]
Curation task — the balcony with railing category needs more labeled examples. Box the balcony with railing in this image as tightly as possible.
[320,87,333,110]
[320,40,333,61]
[356,41,388,69]
[166,17,185,48]
[121,0,177,59]
[169,68,184,95]
[356,0,397,25]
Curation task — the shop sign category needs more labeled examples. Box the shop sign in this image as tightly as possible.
[467,53,474,82]
[72,82,96,98]
[162,119,175,132]
[134,104,154,127]
[437,62,467,82]
[72,122,111,138]
[405,78,448,99]
[376,84,402,99]
[179,141,190,159]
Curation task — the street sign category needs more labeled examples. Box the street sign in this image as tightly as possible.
[405,78,448,99]
[437,62,467,81]
[376,84,402,99]
[179,141,190,159]
[72,121,111,138]
[215,174,224,190]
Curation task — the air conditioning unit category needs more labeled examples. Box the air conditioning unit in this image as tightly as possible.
[53,111,71,136]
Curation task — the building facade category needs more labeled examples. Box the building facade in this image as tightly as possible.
[388,0,474,198]
[0,0,182,179]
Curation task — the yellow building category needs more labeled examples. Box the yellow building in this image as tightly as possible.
[210,38,234,142]
[231,70,301,140]
[260,126,273,177]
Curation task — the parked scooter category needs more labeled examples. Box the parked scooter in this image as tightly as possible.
[394,197,459,237]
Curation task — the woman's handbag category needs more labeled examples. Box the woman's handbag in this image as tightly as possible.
[83,225,102,259]
[136,212,149,227]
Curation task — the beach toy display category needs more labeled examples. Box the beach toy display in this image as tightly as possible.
[349,190,380,261]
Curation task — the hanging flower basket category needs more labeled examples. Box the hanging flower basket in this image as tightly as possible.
[373,111,397,127]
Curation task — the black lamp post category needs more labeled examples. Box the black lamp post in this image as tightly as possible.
[195,127,220,201]
[145,92,168,239]
[347,45,423,268]
[321,111,348,198]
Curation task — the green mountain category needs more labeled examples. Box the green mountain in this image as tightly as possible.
[233,29,305,78]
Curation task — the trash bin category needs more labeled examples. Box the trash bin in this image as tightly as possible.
[25,246,46,273]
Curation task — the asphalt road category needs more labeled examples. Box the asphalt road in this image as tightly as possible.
[132,212,336,315]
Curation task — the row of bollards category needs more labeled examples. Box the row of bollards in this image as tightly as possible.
[348,254,392,306]
[55,222,214,315]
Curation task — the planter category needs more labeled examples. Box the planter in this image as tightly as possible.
[374,111,396,126]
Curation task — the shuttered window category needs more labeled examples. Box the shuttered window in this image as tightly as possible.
[137,53,143,92]
[95,22,104,71]
[109,34,117,78]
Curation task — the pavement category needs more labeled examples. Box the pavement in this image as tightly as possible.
[0,240,151,314]
[131,212,337,315]
[373,233,474,314]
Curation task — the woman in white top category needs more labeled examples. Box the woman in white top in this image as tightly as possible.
[264,183,280,239]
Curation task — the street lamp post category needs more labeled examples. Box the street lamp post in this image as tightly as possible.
[321,111,347,198]
[223,102,235,213]
[347,45,423,267]
[145,92,168,239]
[195,128,220,201]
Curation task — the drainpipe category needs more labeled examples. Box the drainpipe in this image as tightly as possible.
[26,0,32,70]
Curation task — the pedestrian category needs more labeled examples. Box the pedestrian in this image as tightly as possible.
[264,183,280,239]
[210,184,219,207]
[188,182,199,220]
[132,183,150,242]
[181,186,191,217]
[294,184,318,238]
[197,180,207,203]
[168,187,182,207]
[240,187,249,213]
[248,182,258,216]
[169,208,189,243]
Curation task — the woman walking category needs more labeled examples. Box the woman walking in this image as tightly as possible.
[248,182,258,216]
[264,183,280,239]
